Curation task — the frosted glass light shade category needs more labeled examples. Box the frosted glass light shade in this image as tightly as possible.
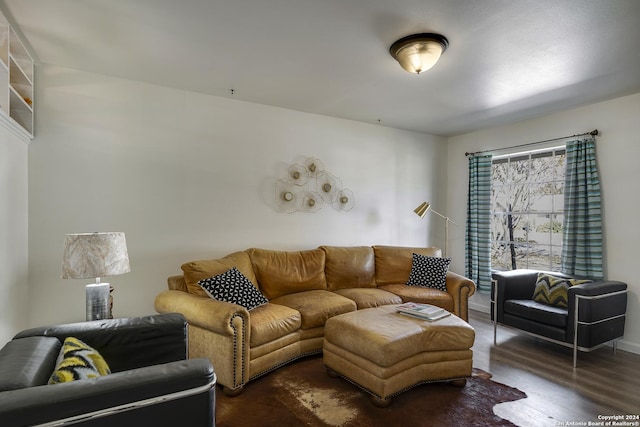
[390,33,449,74]
[62,232,130,279]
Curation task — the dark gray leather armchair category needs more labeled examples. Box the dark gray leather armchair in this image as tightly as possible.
[0,313,216,427]
[491,269,627,367]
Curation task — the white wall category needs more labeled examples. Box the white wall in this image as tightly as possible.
[28,64,447,327]
[0,126,29,344]
[447,92,640,354]
[20,63,640,355]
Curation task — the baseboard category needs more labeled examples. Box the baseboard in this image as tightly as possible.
[469,301,490,314]
[617,339,640,355]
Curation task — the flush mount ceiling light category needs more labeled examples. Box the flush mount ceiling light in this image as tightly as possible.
[389,33,449,74]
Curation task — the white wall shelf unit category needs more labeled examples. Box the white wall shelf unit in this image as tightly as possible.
[0,11,33,141]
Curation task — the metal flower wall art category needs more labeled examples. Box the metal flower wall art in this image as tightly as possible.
[275,157,355,213]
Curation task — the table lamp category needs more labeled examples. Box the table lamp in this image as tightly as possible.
[61,232,130,321]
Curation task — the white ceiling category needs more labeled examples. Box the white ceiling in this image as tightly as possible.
[3,0,640,136]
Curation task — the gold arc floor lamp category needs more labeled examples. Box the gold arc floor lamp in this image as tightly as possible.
[414,202,458,257]
[61,232,130,321]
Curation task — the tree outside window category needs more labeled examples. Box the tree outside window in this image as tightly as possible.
[491,148,565,271]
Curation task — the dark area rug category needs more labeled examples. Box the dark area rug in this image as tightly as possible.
[216,355,526,427]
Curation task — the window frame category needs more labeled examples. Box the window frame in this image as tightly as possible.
[490,146,566,272]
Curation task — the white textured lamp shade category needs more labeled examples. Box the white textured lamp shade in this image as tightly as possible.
[62,232,130,279]
[62,232,130,321]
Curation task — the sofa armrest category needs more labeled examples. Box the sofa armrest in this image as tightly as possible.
[0,358,215,427]
[565,280,628,349]
[491,270,540,323]
[155,290,250,392]
[569,280,628,297]
[491,269,540,299]
[13,314,187,373]
[154,290,249,336]
[445,271,475,296]
[567,280,628,323]
[445,271,476,321]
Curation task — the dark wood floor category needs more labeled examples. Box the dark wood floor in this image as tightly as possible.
[468,309,640,426]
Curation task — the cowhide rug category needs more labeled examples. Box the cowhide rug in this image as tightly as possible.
[216,355,526,426]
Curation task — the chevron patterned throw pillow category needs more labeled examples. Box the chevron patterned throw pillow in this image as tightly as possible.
[48,337,111,384]
[532,273,591,308]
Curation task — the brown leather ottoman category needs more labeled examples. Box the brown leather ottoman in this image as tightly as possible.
[323,304,475,406]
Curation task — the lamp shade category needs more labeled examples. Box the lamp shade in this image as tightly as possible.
[389,33,448,74]
[414,202,431,218]
[62,232,130,279]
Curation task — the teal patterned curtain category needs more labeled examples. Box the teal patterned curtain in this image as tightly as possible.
[561,138,603,279]
[466,155,493,293]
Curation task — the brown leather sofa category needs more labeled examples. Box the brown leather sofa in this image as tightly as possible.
[154,245,475,395]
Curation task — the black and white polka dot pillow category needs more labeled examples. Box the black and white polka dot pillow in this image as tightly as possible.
[198,267,268,310]
[406,253,451,292]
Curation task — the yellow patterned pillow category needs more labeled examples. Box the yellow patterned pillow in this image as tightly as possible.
[532,273,591,308]
[48,337,111,384]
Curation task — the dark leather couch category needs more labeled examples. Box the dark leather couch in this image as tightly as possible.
[491,269,627,367]
[0,313,216,427]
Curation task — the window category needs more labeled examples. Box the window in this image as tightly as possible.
[491,147,565,271]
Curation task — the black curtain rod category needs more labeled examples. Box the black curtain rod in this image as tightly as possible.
[464,129,599,157]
